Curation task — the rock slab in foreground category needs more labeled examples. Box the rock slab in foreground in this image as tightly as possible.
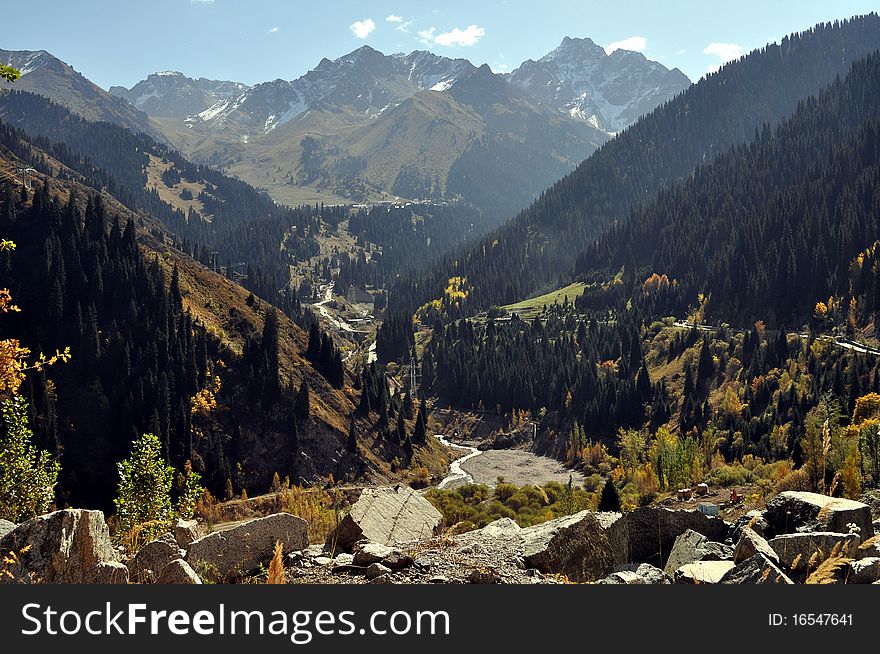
[720,553,793,584]
[326,486,442,552]
[157,559,202,584]
[187,513,308,581]
[769,532,860,571]
[673,560,736,584]
[0,509,124,584]
[521,510,614,582]
[765,491,873,541]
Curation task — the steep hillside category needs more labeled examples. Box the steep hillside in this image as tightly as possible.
[0,119,450,510]
[579,51,880,329]
[390,14,880,317]
[0,48,159,139]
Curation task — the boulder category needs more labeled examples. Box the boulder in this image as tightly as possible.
[475,518,522,538]
[128,533,181,583]
[720,553,793,584]
[664,530,707,574]
[0,509,121,584]
[156,559,202,584]
[663,529,733,575]
[365,562,392,580]
[326,486,442,552]
[598,570,648,584]
[186,513,308,581]
[734,526,779,565]
[605,506,728,567]
[352,543,394,566]
[769,532,860,571]
[96,561,130,584]
[174,519,205,549]
[765,492,873,542]
[0,519,15,541]
[731,510,769,539]
[673,561,736,584]
[467,568,501,584]
[613,563,671,584]
[846,557,880,584]
[521,510,614,582]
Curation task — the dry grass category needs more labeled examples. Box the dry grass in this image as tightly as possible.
[266,541,285,584]
[279,486,342,544]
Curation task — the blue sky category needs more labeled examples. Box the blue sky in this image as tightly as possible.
[2,0,878,88]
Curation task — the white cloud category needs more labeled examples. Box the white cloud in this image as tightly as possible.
[420,24,485,47]
[386,15,412,32]
[605,36,647,54]
[703,42,744,65]
[268,26,280,34]
[191,0,213,4]
[350,18,376,39]
[418,27,436,45]
[675,48,687,55]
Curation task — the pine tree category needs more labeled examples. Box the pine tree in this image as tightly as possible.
[294,380,310,423]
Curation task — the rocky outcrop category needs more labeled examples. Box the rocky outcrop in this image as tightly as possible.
[663,529,733,575]
[0,509,125,584]
[521,510,615,582]
[174,519,205,549]
[846,557,880,584]
[326,486,443,552]
[769,532,860,570]
[156,559,202,584]
[720,553,793,584]
[734,526,779,565]
[129,533,182,583]
[765,492,873,541]
[605,506,728,567]
[673,561,736,584]
[186,513,308,581]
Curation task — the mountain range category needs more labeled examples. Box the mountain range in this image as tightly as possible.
[104,41,687,217]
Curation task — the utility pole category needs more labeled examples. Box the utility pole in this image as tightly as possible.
[17,166,35,190]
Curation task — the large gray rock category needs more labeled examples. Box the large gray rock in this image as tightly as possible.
[186,513,308,581]
[128,533,181,583]
[326,486,442,552]
[673,560,736,584]
[663,529,733,575]
[0,519,15,541]
[0,509,123,584]
[156,559,202,584]
[352,543,395,566]
[613,563,671,584]
[720,553,793,584]
[598,570,647,584]
[731,510,769,539]
[847,557,880,584]
[605,506,728,567]
[174,519,205,549]
[769,532,860,571]
[765,492,873,542]
[476,518,522,538]
[734,526,779,565]
[96,561,130,584]
[521,510,614,582]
